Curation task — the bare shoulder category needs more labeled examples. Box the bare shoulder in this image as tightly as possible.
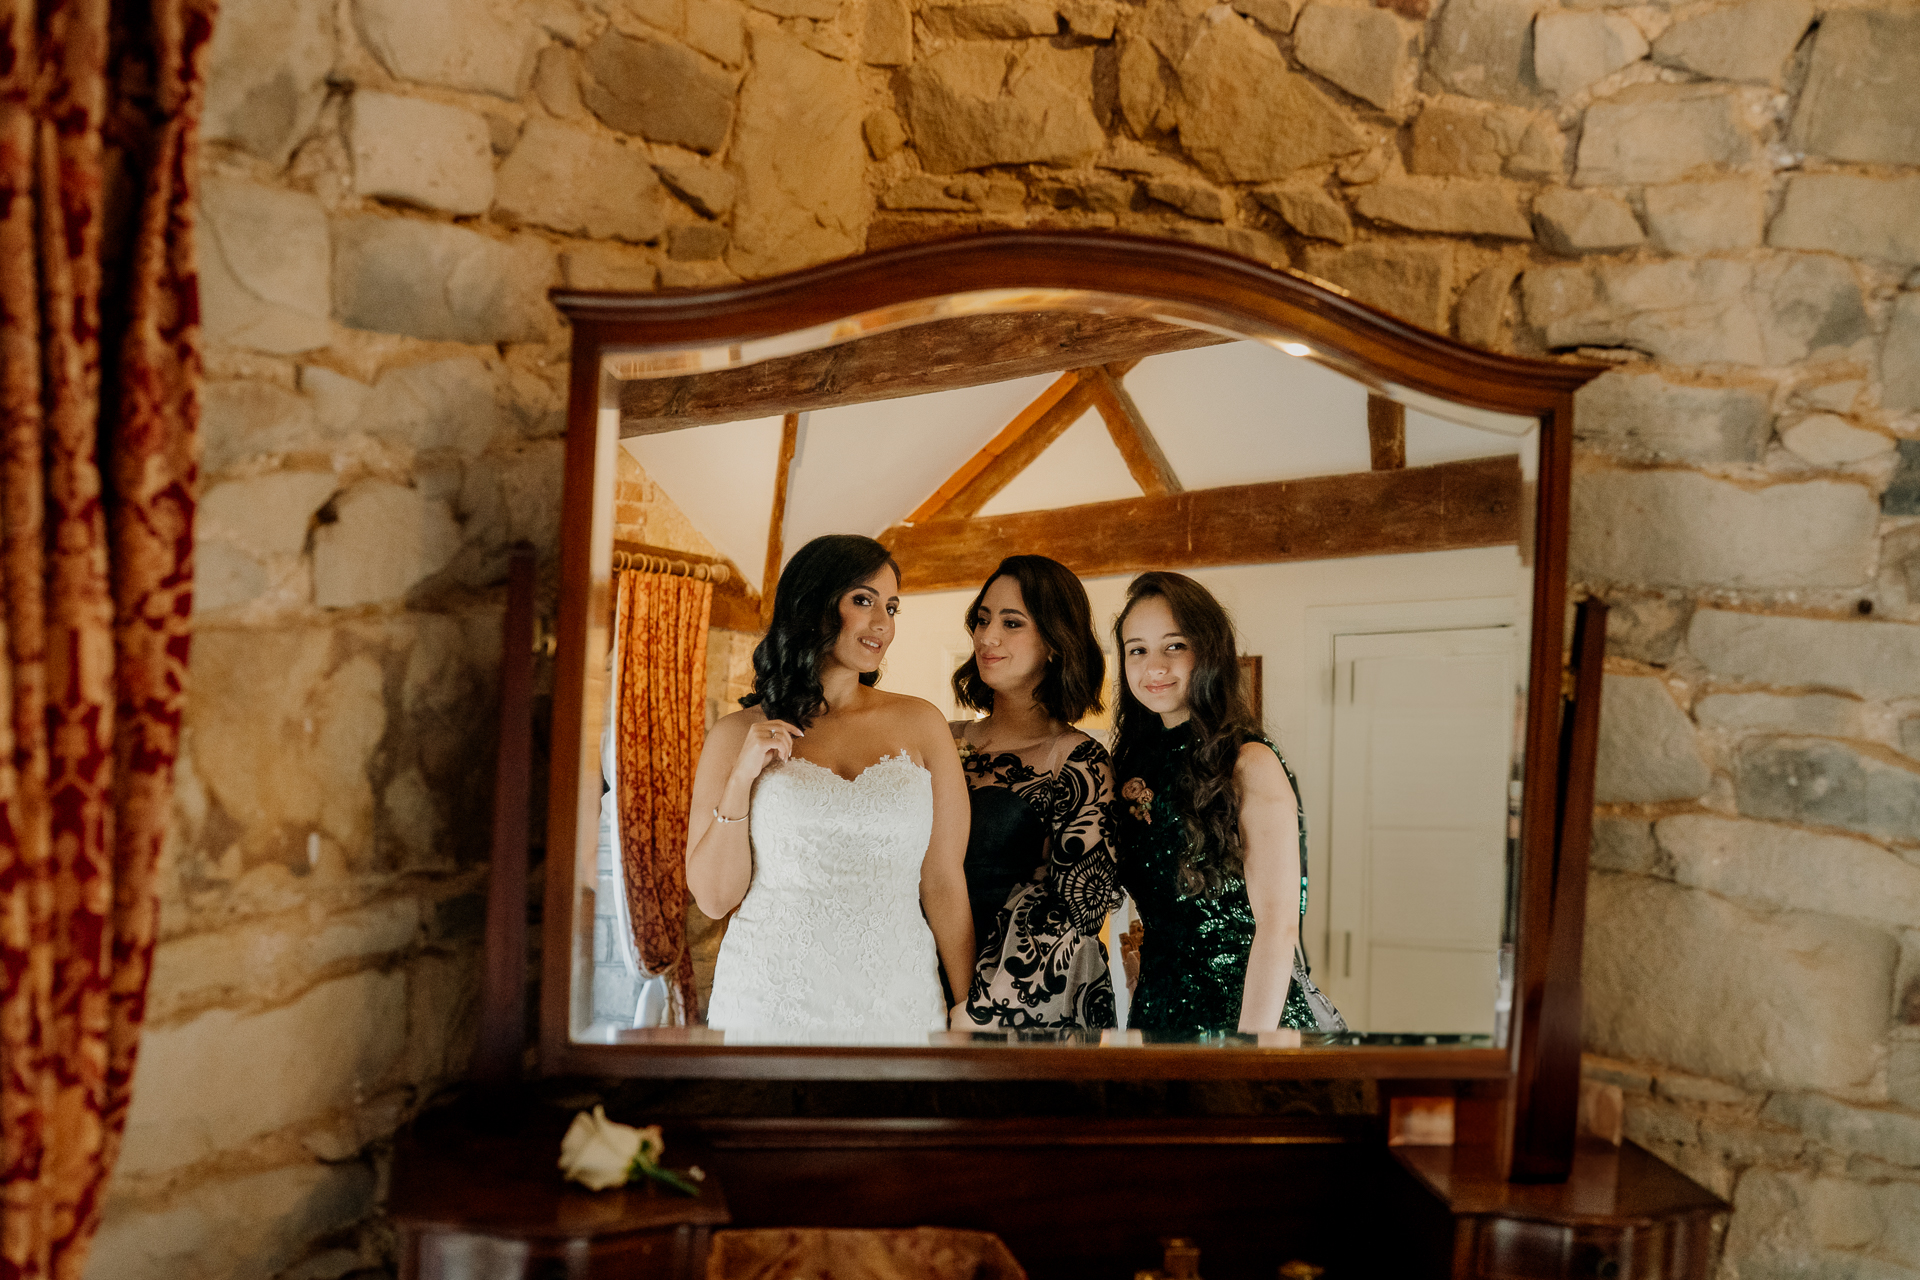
[1234,741,1294,800]
[708,705,765,745]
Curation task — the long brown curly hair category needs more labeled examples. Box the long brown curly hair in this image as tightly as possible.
[1111,572,1263,897]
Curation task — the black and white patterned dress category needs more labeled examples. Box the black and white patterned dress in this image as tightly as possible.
[955,729,1123,1030]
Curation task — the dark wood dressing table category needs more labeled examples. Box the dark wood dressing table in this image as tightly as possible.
[389,233,1728,1279]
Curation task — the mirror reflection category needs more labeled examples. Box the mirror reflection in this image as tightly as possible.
[580,317,1536,1049]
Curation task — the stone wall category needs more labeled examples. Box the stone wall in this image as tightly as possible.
[89,0,1920,1274]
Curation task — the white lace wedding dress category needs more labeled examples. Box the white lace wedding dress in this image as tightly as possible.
[705,751,948,1043]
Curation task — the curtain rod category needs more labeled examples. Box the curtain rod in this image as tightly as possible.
[613,548,732,584]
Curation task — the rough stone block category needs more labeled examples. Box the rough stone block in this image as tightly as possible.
[1146,179,1227,221]
[534,44,585,118]
[1595,674,1710,804]
[1408,96,1563,180]
[1605,593,1692,666]
[1788,9,1920,165]
[1060,0,1118,38]
[1779,414,1895,466]
[1687,608,1920,702]
[189,628,385,860]
[1656,814,1920,928]
[1428,0,1541,105]
[312,481,463,608]
[904,43,1103,173]
[1454,263,1519,348]
[332,217,552,344]
[1254,183,1352,243]
[1770,175,1920,269]
[1692,691,1864,739]
[1591,817,1657,874]
[687,0,746,65]
[1532,9,1646,99]
[312,357,510,455]
[348,91,494,216]
[1523,254,1866,365]
[1532,188,1642,255]
[920,1,1059,38]
[494,118,668,242]
[1292,4,1412,111]
[669,222,730,260]
[118,969,406,1174]
[87,1162,374,1280]
[355,0,539,98]
[1584,873,1895,1092]
[1893,1043,1920,1110]
[1888,441,1920,518]
[1352,178,1533,239]
[1884,293,1920,413]
[1642,177,1765,254]
[562,242,659,291]
[1231,0,1295,32]
[1297,241,1452,331]
[656,162,736,218]
[1575,83,1758,187]
[582,30,735,153]
[1763,1093,1920,1170]
[199,179,331,355]
[1571,470,1878,589]
[1736,738,1920,846]
[198,471,338,561]
[1173,12,1369,182]
[1652,0,1811,86]
[1574,370,1771,464]
[862,111,907,160]
[193,543,271,614]
[863,0,911,62]
[203,0,332,164]
[201,381,324,473]
[728,28,867,275]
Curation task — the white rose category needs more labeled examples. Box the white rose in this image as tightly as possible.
[558,1106,643,1190]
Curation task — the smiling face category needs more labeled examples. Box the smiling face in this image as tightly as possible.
[969,574,1051,700]
[825,564,900,675]
[1121,594,1194,727]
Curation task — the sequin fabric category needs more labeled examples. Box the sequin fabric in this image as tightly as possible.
[1116,721,1327,1037]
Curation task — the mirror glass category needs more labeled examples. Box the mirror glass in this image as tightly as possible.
[570,301,1538,1050]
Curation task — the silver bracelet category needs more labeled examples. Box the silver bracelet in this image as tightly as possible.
[712,806,748,824]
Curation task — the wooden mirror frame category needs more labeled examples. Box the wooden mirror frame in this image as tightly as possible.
[539,234,1603,1147]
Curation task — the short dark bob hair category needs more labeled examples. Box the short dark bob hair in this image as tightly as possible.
[951,555,1104,724]
[740,534,901,730]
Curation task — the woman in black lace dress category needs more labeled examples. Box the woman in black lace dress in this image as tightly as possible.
[950,556,1122,1030]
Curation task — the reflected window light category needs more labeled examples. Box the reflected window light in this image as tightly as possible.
[1277,341,1312,358]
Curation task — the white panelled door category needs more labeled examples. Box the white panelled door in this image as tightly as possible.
[1324,627,1514,1034]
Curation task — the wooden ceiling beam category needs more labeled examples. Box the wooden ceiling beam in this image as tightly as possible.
[909,371,1106,524]
[881,455,1521,594]
[760,413,800,628]
[618,313,1228,435]
[1090,363,1181,498]
[1367,394,1406,470]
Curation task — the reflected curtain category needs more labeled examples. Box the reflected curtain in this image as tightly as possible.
[612,570,712,1023]
[0,0,214,1277]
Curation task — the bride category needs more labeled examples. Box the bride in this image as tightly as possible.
[686,534,974,1040]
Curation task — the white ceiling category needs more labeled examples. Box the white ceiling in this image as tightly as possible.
[621,341,1524,592]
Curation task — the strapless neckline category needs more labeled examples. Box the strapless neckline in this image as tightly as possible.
[783,750,924,786]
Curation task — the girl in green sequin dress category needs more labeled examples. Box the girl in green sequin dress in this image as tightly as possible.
[1111,572,1345,1039]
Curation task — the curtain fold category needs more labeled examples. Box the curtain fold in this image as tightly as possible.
[0,1,211,1276]
[612,570,712,1024]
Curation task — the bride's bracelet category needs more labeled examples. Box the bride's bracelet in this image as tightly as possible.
[712,806,748,824]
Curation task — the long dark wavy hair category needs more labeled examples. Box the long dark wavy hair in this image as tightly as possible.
[1111,572,1263,897]
[739,534,901,730]
[951,555,1105,724]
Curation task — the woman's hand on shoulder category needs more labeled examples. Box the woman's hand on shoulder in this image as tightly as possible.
[724,709,804,790]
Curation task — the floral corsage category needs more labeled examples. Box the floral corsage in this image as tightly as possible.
[1121,777,1153,824]
[558,1106,704,1195]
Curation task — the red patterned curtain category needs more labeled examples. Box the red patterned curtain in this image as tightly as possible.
[0,1,212,1277]
[612,570,712,1023]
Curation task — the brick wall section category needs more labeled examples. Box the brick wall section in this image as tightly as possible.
[89,0,1920,1275]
